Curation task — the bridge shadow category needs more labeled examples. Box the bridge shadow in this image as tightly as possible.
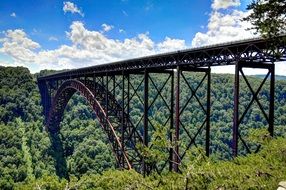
[49,132,69,179]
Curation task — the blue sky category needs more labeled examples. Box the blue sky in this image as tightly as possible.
[1,0,285,75]
[1,0,215,49]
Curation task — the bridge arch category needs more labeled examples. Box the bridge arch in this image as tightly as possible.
[46,79,132,169]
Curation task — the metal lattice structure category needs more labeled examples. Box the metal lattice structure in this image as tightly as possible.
[38,35,286,173]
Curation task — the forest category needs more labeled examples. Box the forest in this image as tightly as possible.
[0,66,286,189]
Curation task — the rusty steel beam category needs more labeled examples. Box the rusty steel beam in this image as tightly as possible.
[206,66,211,157]
[143,69,149,175]
[233,62,240,157]
[169,71,174,171]
[121,72,125,168]
[269,64,275,136]
[174,66,180,172]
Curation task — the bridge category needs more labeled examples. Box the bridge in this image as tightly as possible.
[38,35,286,174]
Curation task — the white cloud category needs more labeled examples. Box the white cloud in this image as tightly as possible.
[192,9,256,47]
[212,0,240,10]
[211,65,276,75]
[1,2,285,76]
[0,60,27,68]
[101,23,114,33]
[157,37,186,53]
[0,29,40,62]
[63,1,84,17]
[10,12,16,17]
[48,36,58,41]
[191,0,286,75]
[0,22,186,72]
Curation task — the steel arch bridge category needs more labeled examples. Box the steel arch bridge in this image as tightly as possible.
[38,35,286,174]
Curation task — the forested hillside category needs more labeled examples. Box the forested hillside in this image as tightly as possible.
[0,66,286,189]
[0,67,115,189]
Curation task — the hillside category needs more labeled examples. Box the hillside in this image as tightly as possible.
[0,66,286,189]
[252,75,286,81]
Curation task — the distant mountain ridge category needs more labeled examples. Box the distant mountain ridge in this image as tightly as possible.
[251,75,286,80]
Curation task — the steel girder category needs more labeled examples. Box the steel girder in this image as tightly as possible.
[38,35,286,82]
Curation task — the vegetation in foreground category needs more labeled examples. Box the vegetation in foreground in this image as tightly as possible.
[14,135,286,189]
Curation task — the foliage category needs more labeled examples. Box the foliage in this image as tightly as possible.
[137,123,174,170]
[0,123,26,189]
[0,67,116,187]
[1,66,286,189]
[0,66,42,123]
[15,137,286,189]
[243,0,286,39]
[243,0,286,58]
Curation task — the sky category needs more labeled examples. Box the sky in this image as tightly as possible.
[0,0,285,75]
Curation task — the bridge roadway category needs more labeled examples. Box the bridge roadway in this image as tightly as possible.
[38,35,286,174]
[38,35,286,81]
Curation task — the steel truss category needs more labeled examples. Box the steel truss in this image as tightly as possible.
[44,77,144,171]
[173,66,211,172]
[141,70,175,174]
[37,35,286,175]
[105,70,176,174]
[38,35,285,81]
[233,61,275,156]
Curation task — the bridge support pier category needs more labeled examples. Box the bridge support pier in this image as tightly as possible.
[143,70,149,175]
[173,66,211,172]
[232,61,275,157]
[38,80,51,125]
[142,69,175,174]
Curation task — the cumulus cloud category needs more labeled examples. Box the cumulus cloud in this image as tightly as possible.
[10,12,16,17]
[0,29,40,62]
[0,21,186,72]
[1,0,285,76]
[0,60,27,68]
[63,1,84,17]
[192,1,256,47]
[212,0,240,10]
[157,37,186,53]
[101,23,114,33]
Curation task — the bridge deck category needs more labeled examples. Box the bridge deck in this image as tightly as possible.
[38,35,286,81]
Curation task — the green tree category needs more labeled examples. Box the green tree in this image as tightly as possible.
[243,0,286,39]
